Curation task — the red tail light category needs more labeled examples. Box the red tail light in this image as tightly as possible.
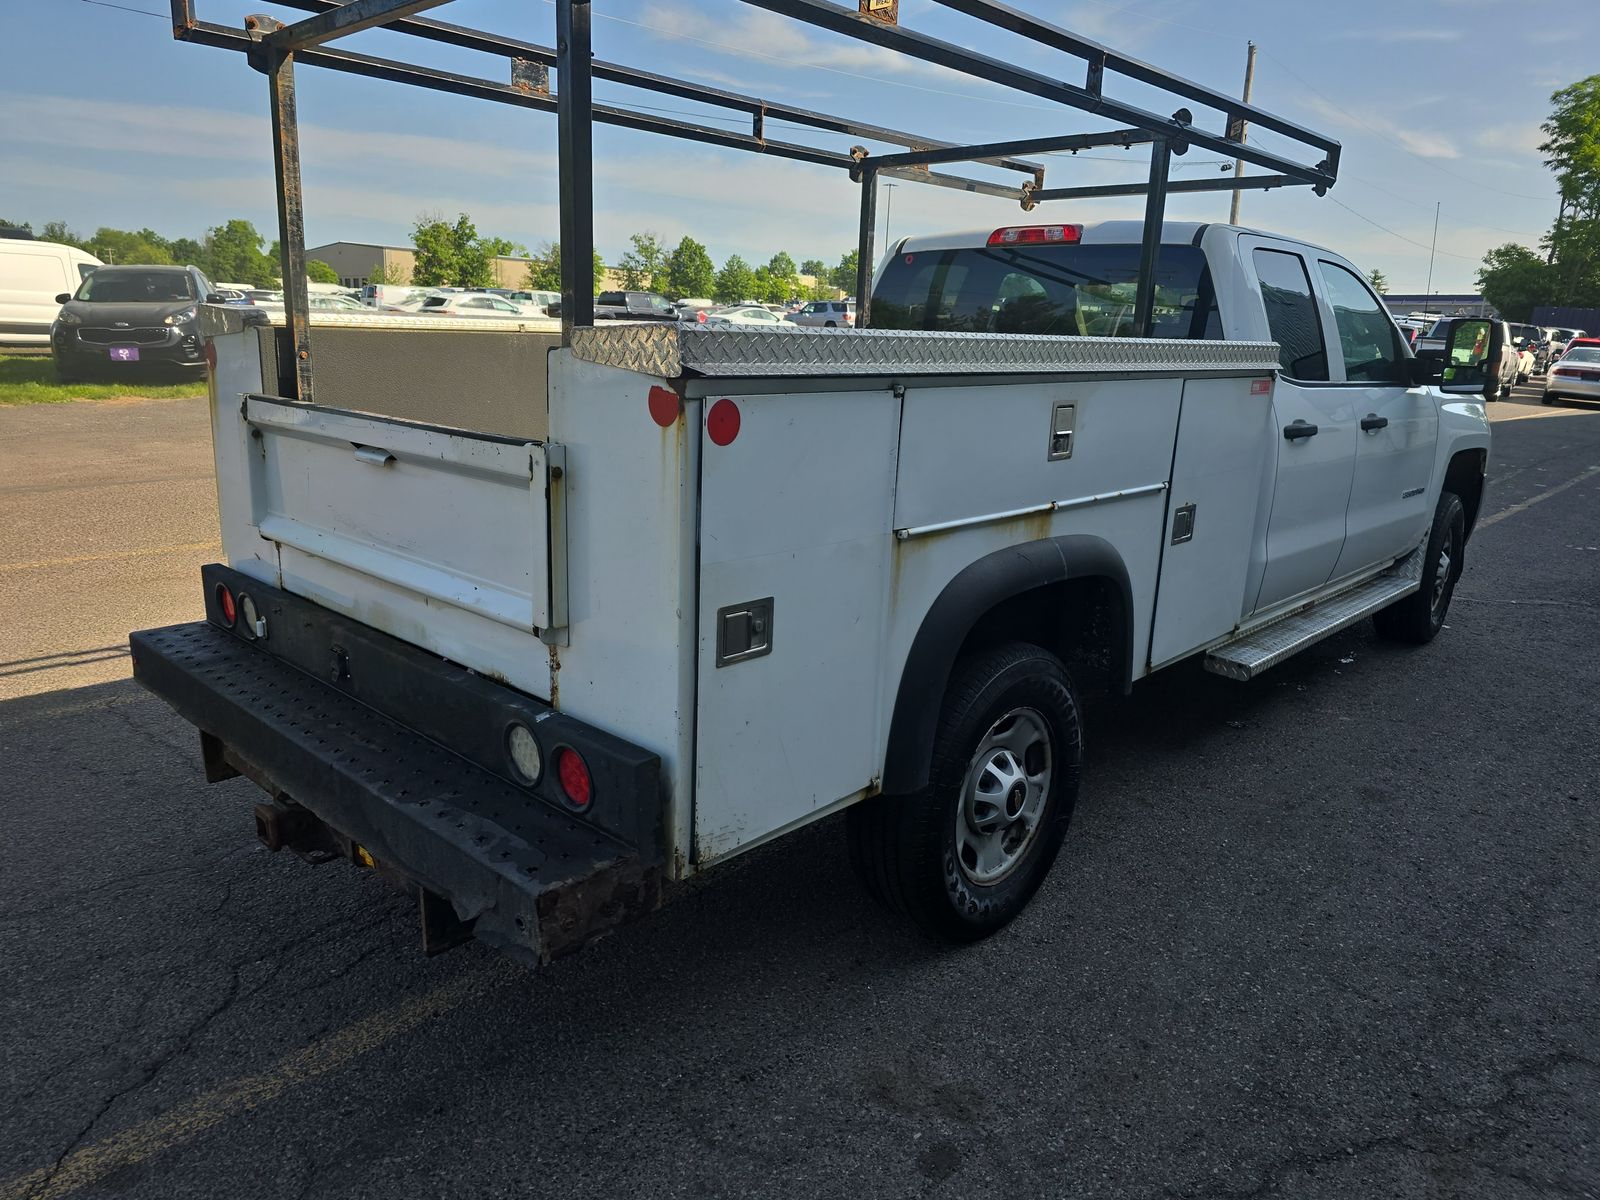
[556,747,592,809]
[696,310,707,323]
[214,582,236,627]
[988,224,1083,247]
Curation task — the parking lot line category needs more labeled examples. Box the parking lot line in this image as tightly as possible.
[0,542,220,574]
[0,968,503,1200]
[1479,464,1600,529]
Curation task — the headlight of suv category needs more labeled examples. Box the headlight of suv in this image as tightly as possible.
[56,310,82,326]
[164,307,198,326]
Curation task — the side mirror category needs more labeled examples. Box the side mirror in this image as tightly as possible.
[55,293,71,305]
[1430,318,1502,398]
[206,292,229,304]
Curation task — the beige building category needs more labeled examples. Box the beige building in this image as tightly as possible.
[306,241,541,290]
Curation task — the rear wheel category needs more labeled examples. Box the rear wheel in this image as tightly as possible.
[1374,490,1465,645]
[824,320,838,328]
[848,642,1083,942]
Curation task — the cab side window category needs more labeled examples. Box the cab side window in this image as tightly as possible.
[1253,249,1328,382]
[1317,261,1405,384]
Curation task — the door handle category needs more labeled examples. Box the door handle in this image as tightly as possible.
[1360,414,1389,432]
[1282,420,1319,441]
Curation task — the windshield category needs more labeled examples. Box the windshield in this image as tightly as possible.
[76,269,194,303]
[1561,348,1600,364]
[871,242,1221,338]
[1557,329,1583,340]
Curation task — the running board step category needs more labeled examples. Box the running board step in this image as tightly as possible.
[1204,549,1425,681]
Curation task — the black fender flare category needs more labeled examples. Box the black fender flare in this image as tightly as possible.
[881,534,1133,795]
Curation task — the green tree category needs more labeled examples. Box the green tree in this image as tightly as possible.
[764,251,800,302]
[411,212,500,287]
[618,232,668,291]
[202,219,274,284]
[1366,268,1389,294]
[524,242,605,295]
[168,237,205,267]
[40,221,82,246]
[373,260,412,286]
[829,248,860,293]
[87,227,174,267]
[807,278,836,301]
[664,236,715,299]
[714,254,756,304]
[1,218,32,233]
[800,258,827,279]
[1541,74,1600,306]
[306,259,339,284]
[1477,244,1556,322]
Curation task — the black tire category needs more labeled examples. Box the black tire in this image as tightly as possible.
[824,320,838,328]
[1373,491,1466,645]
[1543,392,1557,406]
[847,642,1083,942]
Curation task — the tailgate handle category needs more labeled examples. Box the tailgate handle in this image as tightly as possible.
[352,444,396,467]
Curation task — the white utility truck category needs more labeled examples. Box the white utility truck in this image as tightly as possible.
[136,0,1495,963]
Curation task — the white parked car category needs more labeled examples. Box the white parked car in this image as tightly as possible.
[418,294,546,319]
[1543,345,1600,406]
[0,237,103,346]
[696,304,786,327]
[787,299,855,327]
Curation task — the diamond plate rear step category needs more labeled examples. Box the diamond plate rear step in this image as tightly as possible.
[1203,546,1425,681]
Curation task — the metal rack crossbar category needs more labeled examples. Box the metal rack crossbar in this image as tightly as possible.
[169,0,1340,403]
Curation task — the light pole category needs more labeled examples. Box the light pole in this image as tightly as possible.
[883,182,898,247]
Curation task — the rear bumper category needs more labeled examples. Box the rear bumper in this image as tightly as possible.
[130,565,664,963]
[1546,376,1600,401]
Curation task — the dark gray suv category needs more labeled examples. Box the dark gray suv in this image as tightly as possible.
[51,264,217,379]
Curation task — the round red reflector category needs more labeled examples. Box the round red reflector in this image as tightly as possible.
[648,385,680,427]
[215,583,236,627]
[707,397,741,446]
[556,747,592,809]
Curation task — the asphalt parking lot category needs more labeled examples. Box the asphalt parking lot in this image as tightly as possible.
[2,384,1598,1199]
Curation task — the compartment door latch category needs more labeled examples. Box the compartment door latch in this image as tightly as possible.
[716,598,774,667]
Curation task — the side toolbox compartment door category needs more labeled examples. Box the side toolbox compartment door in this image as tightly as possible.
[693,388,900,863]
[1149,375,1277,667]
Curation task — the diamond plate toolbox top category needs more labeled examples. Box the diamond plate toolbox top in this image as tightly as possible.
[570,324,1282,381]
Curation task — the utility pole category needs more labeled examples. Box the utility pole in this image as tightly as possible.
[883,181,898,246]
[1228,41,1257,226]
[1424,201,1440,315]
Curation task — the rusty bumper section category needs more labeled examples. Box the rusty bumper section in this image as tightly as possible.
[130,618,661,964]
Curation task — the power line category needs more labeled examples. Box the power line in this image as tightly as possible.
[1327,196,1478,261]
[76,0,166,16]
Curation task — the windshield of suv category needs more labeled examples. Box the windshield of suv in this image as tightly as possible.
[75,269,194,303]
[871,242,1221,338]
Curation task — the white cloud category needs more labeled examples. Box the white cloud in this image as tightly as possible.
[1304,96,1461,160]
[1475,122,1547,158]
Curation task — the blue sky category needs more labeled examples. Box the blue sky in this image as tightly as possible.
[4,0,1594,292]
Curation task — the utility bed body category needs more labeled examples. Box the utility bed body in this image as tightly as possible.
[135,225,1490,961]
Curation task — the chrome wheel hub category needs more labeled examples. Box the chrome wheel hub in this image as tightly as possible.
[955,707,1052,885]
[1432,542,1453,612]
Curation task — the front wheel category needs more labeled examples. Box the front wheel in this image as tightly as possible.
[847,642,1083,942]
[1373,490,1466,645]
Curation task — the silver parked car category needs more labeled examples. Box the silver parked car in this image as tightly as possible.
[787,299,855,327]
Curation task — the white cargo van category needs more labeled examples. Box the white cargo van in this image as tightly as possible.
[0,239,103,346]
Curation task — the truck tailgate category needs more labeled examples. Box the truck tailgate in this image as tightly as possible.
[244,396,555,634]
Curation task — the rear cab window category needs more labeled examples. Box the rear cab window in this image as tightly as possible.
[871,241,1222,340]
[1251,249,1328,381]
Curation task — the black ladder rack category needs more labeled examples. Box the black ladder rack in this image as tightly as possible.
[169,0,1339,403]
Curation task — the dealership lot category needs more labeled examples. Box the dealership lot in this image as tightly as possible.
[2,387,1598,1198]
